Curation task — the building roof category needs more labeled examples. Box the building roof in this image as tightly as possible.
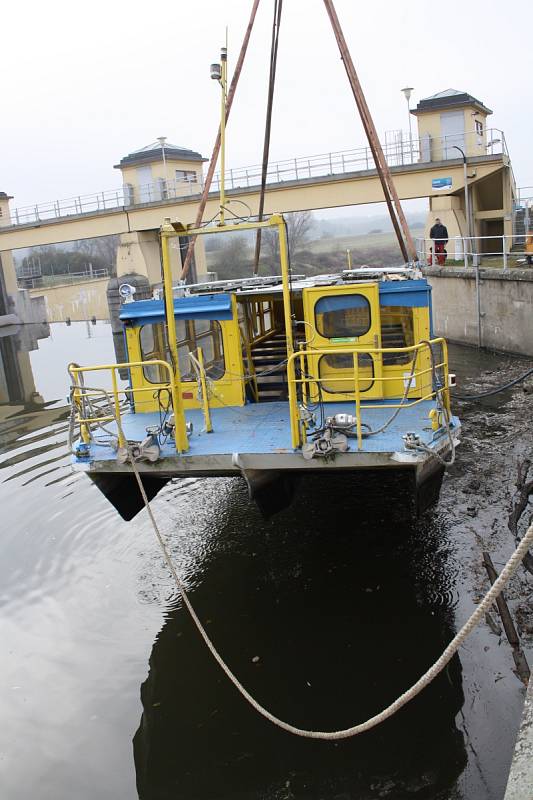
[0,192,13,201]
[114,141,207,169]
[412,89,492,116]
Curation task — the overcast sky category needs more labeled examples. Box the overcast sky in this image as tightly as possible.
[1,0,532,212]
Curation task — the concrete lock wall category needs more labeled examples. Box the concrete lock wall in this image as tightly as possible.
[29,277,110,322]
[426,267,533,357]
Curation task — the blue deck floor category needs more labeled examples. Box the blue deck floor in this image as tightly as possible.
[88,400,451,461]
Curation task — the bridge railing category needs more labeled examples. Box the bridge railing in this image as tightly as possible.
[17,267,110,289]
[6,128,507,228]
[415,234,532,270]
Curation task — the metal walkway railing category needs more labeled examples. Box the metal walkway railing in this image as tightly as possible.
[286,339,449,449]
[6,129,507,227]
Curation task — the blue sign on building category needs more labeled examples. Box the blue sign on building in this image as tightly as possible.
[432,177,452,190]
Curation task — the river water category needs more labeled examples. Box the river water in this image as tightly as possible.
[0,321,531,800]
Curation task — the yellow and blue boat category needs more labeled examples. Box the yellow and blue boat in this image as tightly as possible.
[68,213,460,520]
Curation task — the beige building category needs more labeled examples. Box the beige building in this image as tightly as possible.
[412,89,514,254]
[112,141,209,284]
[0,192,46,325]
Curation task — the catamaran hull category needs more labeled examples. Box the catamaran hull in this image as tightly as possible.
[81,445,450,521]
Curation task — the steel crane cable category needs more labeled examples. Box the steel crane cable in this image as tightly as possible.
[253,0,283,275]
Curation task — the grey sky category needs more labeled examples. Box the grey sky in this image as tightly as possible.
[1,0,532,212]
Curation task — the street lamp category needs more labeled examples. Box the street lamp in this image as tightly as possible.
[157,136,169,195]
[211,47,228,225]
[401,87,414,162]
[452,144,471,244]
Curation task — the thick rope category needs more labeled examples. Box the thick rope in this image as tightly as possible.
[130,455,533,739]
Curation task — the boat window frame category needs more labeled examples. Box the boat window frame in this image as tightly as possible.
[318,351,375,394]
[380,305,416,366]
[314,293,372,340]
[138,319,226,384]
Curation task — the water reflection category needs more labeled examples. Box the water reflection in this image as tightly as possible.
[0,322,49,409]
[0,326,527,799]
[134,476,467,799]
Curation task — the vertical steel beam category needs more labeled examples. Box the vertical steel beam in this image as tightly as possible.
[161,219,189,451]
[180,0,261,281]
[322,0,417,263]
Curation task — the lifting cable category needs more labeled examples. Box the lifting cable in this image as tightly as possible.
[453,366,533,401]
[253,0,283,275]
[129,453,533,740]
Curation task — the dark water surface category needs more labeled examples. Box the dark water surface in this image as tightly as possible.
[0,322,530,799]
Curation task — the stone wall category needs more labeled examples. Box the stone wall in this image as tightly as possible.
[425,267,533,357]
[29,277,110,322]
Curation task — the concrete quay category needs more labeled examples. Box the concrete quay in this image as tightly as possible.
[504,677,533,799]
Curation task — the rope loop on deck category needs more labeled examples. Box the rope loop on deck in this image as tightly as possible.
[129,452,533,739]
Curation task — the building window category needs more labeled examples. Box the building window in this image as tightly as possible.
[175,169,198,183]
[475,119,483,136]
[314,294,371,339]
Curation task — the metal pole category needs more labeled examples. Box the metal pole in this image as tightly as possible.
[161,219,189,452]
[219,47,227,225]
[162,146,168,188]
[475,263,482,348]
[464,157,470,270]
[323,0,416,263]
[453,146,470,269]
[180,0,261,281]
[407,100,413,162]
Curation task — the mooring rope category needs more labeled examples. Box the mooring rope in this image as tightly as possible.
[129,454,533,739]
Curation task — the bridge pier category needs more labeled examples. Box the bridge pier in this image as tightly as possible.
[116,231,170,286]
[0,193,46,327]
[116,229,208,289]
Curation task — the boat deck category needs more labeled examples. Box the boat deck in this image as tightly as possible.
[85,400,453,461]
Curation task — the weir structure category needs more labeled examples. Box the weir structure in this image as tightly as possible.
[0,88,517,328]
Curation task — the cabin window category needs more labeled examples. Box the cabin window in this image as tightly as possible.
[237,300,274,344]
[139,320,225,384]
[262,301,272,331]
[176,319,225,381]
[314,294,371,339]
[318,352,374,394]
[380,306,415,365]
[139,324,168,383]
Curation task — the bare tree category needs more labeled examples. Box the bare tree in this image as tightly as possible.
[210,234,251,280]
[262,211,314,270]
[73,235,120,273]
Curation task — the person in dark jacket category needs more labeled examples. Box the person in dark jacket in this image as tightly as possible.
[430,218,448,265]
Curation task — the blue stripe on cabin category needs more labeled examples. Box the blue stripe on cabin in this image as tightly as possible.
[379,280,430,307]
[119,293,233,325]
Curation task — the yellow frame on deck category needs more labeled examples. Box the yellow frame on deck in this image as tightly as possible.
[157,214,294,450]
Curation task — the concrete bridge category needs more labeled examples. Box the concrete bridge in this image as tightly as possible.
[0,89,519,323]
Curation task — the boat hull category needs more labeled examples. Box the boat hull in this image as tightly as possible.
[81,448,448,521]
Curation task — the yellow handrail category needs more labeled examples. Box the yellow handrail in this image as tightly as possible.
[196,347,213,434]
[68,359,185,452]
[286,338,449,449]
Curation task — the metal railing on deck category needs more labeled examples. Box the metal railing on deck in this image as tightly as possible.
[68,359,182,452]
[287,340,449,450]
